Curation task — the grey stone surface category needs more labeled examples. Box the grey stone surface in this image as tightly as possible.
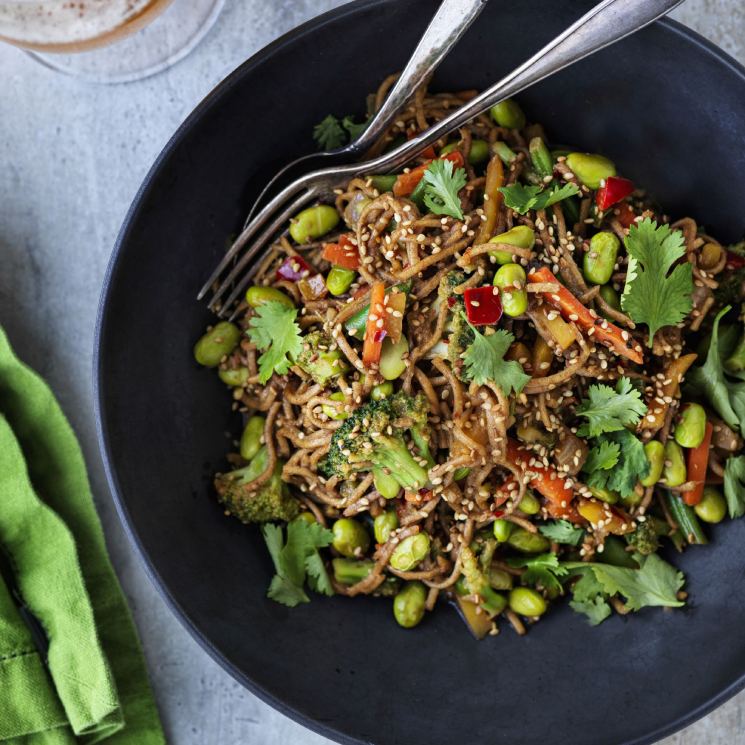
[0,1,742,743]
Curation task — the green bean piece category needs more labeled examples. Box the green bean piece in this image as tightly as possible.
[490,99,526,129]
[331,518,371,558]
[370,174,397,193]
[665,492,708,545]
[193,321,241,368]
[561,195,581,224]
[332,558,374,585]
[488,225,535,264]
[620,489,643,508]
[218,366,249,387]
[694,487,727,524]
[390,533,431,571]
[468,139,490,165]
[587,485,619,504]
[583,231,620,285]
[370,381,394,401]
[493,263,528,317]
[565,152,616,189]
[344,281,412,337]
[373,467,401,500]
[374,510,400,544]
[321,391,348,421]
[245,285,294,309]
[518,490,541,515]
[599,283,621,311]
[326,266,356,296]
[239,415,266,461]
[663,441,687,487]
[493,518,513,542]
[509,587,547,617]
[492,140,517,165]
[640,440,665,487]
[488,567,513,591]
[529,137,553,177]
[674,403,707,449]
[289,204,339,244]
[393,582,427,628]
[453,466,471,481]
[506,527,551,553]
[379,334,409,380]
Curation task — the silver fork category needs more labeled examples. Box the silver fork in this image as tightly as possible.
[201,0,683,318]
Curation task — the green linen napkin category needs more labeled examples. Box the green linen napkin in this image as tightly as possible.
[0,326,165,744]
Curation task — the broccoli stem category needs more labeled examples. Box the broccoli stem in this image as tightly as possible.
[375,436,429,490]
[410,426,435,469]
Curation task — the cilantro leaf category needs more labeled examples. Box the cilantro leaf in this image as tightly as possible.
[499,182,579,215]
[247,301,303,384]
[575,377,647,437]
[538,520,585,546]
[508,552,568,594]
[421,159,467,220]
[313,114,346,150]
[569,569,613,626]
[341,115,369,141]
[583,429,649,498]
[570,595,613,626]
[724,455,745,519]
[461,324,530,395]
[621,219,693,346]
[584,440,620,472]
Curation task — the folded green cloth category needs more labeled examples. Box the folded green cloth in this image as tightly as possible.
[0,326,165,744]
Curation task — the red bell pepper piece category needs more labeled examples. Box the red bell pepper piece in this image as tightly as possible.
[322,234,359,270]
[613,202,638,229]
[684,421,714,506]
[393,151,465,198]
[463,286,503,326]
[726,251,745,271]
[527,266,644,365]
[595,176,634,210]
[362,282,386,366]
[276,255,313,282]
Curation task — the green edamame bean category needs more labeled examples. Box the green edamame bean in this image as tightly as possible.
[492,141,517,164]
[371,381,393,401]
[193,321,241,368]
[493,263,528,317]
[453,466,471,481]
[518,491,541,515]
[529,137,553,177]
[488,567,513,591]
[326,266,356,296]
[295,511,316,525]
[583,231,620,285]
[245,285,294,309]
[321,391,347,421]
[674,403,707,448]
[488,225,535,264]
[439,142,460,157]
[468,139,490,165]
[694,487,726,524]
[663,441,687,487]
[390,533,431,571]
[509,587,547,617]
[566,152,616,189]
[239,415,265,461]
[332,558,374,585]
[599,283,621,311]
[507,527,551,554]
[289,204,340,244]
[373,468,401,500]
[641,440,665,487]
[587,486,618,504]
[374,510,400,544]
[379,334,409,380]
[490,99,526,129]
[393,581,427,628]
[218,366,249,387]
[370,174,397,193]
[332,518,371,558]
[493,519,513,542]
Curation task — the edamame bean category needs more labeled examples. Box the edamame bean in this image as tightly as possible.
[245,285,294,309]
[332,558,374,585]
[439,142,459,157]
[379,334,409,380]
[453,466,471,481]
[599,283,621,311]
[700,242,723,271]
[289,204,340,244]
[374,510,400,544]
[641,440,665,487]
[295,511,316,525]
[193,321,241,367]
[493,518,513,542]
[468,139,490,164]
[332,518,371,558]
[663,441,687,487]
[518,491,541,515]
[583,231,620,285]
[493,263,528,317]
[370,175,397,193]
[488,567,513,591]
[587,486,618,504]
[390,533,431,571]
[529,137,553,177]
[674,403,707,448]
[507,527,551,553]
[371,381,393,400]
[373,468,401,500]
[492,141,517,164]
[239,415,265,461]
[326,266,356,296]
[490,99,526,129]
[565,152,616,189]
[321,391,348,421]
[509,587,547,617]
[218,366,249,387]
[488,225,535,264]
[694,487,726,524]
[393,582,427,628]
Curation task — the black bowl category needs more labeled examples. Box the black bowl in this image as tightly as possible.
[94,2,745,743]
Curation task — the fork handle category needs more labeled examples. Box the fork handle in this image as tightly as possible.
[351,0,489,154]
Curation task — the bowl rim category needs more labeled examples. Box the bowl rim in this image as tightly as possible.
[93,4,745,744]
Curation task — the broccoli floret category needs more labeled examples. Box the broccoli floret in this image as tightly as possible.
[215,445,299,524]
[294,330,349,386]
[438,269,470,304]
[447,305,475,366]
[391,391,435,467]
[320,393,430,491]
[715,268,745,306]
[626,521,659,556]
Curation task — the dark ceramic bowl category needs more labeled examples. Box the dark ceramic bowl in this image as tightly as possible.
[94,2,745,743]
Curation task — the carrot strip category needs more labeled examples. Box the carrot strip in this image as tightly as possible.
[393,151,465,198]
[362,282,386,366]
[684,421,714,506]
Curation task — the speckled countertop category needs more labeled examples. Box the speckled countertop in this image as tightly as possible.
[0,1,743,743]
